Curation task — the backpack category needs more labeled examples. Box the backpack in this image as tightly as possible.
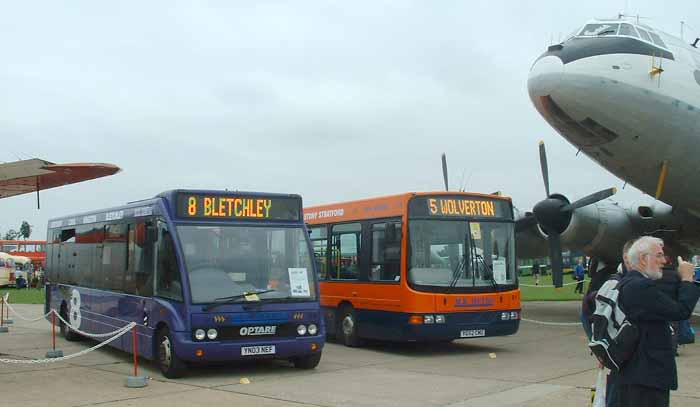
[678,319,696,345]
[588,276,640,372]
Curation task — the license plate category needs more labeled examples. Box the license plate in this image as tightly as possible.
[460,329,486,338]
[241,345,276,356]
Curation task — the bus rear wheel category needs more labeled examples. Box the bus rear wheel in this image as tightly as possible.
[292,352,322,369]
[337,305,362,347]
[59,306,81,342]
[157,327,186,378]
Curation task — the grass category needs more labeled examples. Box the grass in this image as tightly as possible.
[0,287,46,304]
[519,274,587,301]
[0,277,585,304]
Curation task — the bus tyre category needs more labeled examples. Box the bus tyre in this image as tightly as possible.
[337,306,362,347]
[157,327,186,379]
[292,352,322,369]
[59,307,81,342]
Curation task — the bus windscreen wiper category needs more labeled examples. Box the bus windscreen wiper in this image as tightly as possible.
[468,233,500,291]
[447,233,470,292]
[204,289,277,311]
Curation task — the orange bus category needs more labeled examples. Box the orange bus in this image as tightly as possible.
[0,240,46,269]
[304,192,520,346]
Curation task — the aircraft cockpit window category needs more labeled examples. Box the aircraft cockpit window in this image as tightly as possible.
[636,28,652,42]
[648,32,667,48]
[580,23,619,37]
[618,23,639,38]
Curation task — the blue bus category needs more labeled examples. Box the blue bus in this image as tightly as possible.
[45,190,324,377]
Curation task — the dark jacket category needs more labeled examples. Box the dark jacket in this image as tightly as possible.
[618,270,700,390]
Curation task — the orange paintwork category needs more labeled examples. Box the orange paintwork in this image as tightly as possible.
[305,191,519,316]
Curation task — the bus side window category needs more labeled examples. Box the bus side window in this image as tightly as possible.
[155,222,183,301]
[369,221,402,282]
[309,226,328,280]
[330,223,361,280]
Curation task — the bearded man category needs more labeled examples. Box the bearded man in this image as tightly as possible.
[617,236,700,407]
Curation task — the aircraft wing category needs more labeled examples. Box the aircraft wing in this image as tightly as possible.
[0,158,120,199]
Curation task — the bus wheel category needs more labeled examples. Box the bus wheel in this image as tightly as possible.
[292,351,322,369]
[59,307,81,342]
[157,327,186,378]
[337,306,362,347]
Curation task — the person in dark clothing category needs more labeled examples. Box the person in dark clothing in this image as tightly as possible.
[616,236,700,407]
[574,259,586,293]
[532,261,541,285]
[658,265,681,356]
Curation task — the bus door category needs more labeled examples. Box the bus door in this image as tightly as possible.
[118,220,159,359]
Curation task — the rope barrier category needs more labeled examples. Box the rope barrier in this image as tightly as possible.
[521,317,582,326]
[0,322,136,364]
[4,301,53,322]
[520,279,589,288]
[53,312,136,339]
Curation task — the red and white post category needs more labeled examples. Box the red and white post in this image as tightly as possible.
[46,310,63,358]
[0,296,7,333]
[125,324,148,387]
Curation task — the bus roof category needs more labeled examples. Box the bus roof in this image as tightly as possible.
[48,189,305,230]
[304,191,512,224]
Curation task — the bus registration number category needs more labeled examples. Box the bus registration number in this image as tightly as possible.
[241,345,276,356]
[460,329,485,338]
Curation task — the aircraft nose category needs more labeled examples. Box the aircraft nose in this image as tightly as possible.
[528,55,564,98]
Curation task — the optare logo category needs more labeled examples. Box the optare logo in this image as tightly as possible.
[239,326,277,336]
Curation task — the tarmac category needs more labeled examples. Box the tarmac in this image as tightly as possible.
[1,302,698,407]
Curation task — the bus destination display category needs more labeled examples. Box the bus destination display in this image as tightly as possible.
[176,193,301,221]
[409,196,511,219]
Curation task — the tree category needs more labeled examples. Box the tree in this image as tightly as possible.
[3,229,19,240]
[20,221,31,240]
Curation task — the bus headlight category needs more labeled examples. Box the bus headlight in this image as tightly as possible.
[297,325,307,336]
[435,315,446,324]
[510,311,519,320]
[307,324,318,335]
[207,328,218,340]
[194,329,206,341]
[501,312,510,321]
[424,315,434,324]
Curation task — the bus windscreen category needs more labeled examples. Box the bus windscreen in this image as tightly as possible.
[176,193,301,221]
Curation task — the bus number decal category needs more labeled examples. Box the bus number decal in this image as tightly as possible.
[69,289,82,328]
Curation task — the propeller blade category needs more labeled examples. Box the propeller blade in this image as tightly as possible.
[561,187,617,211]
[441,153,449,191]
[515,215,538,233]
[548,233,564,288]
[538,141,550,197]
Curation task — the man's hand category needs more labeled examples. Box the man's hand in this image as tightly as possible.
[677,256,695,282]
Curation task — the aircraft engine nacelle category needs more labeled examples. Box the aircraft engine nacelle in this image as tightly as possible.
[558,201,634,264]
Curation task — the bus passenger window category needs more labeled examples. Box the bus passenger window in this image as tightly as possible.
[370,222,402,282]
[309,226,328,279]
[330,223,361,280]
[156,224,183,301]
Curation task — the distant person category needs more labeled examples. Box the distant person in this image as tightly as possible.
[617,236,700,407]
[532,261,541,285]
[574,259,586,294]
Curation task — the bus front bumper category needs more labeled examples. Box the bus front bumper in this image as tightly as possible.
[171,332,325,363]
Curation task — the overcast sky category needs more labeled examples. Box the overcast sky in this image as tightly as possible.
[2,1,700,239]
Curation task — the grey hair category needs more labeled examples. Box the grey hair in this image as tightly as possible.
[627,236,664,268]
